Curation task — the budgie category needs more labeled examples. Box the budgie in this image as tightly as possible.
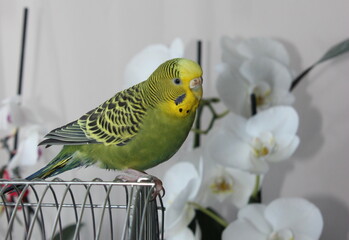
[3,58,203,195]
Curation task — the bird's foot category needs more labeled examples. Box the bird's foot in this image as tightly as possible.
[116,169,164,200]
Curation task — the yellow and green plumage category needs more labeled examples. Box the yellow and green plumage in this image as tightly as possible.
[26,58,203,180]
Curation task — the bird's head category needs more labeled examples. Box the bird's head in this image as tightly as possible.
[148,58,203,117]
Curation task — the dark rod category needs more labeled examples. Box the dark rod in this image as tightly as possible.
[250,93,257,116]
[193,40,202,148]
[249,93,262,204]
[197,40,202,66]
[18,7,28,96]
[13,7,29,156]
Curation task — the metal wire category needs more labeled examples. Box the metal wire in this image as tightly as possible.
[0,178,164,240]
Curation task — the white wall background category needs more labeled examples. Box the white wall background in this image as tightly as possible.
[0,0,348,239]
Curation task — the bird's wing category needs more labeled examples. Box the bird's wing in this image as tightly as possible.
[39,119,97,146]
[39,85,148,146]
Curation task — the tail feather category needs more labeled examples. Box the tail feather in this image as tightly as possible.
[26,155,73,180]
[1,155,74,195]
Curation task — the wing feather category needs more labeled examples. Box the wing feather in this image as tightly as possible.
[39,84,148,146]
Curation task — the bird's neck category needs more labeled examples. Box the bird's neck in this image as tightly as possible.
[139,80,163,108]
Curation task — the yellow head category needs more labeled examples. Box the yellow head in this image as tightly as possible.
[147,58,203,117]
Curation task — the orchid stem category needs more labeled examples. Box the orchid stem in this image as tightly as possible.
[188,202,229,228]
[249,175,262,203]
[252,175,260,198]
[248,94,262,203]
[192,98,229,136]
[250,93,257,116]
[1,135,15,158]
[193,103,203,148]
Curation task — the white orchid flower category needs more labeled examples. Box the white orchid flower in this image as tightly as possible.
[163,150,202,239]
[123,38,184,88]
[217,37,295,116]
[221,36,290,68]
[8,125,43,169]
[166,227,196,240]
[216,64,251,117]
[206,106,299,174]
[216,59,294,117]
[0,96,42,137]
[222,198,323,240]
[240,58,295,111]
[200,151,256,209]
[0,96,45,168]
[0,96,23,137]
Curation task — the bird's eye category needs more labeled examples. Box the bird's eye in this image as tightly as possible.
[173,78,181,85]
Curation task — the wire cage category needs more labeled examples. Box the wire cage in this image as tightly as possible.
[0,178,164,240]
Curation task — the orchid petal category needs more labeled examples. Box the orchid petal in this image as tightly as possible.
[164,184,196,237]
[246,106,299,136]
[0,97,22,131]
[221,112,248,138]
[249,157,270,174]
[216,65,249,115]
[221,36,245,68]
[240,58,293,89]
[0,96,41,134]
[268,136,300,162]
[206,127,251,170]
[265,198,323,239]
[8,126,40,169]
[9,103,28,126]
[237,38,290,66]
[123,38,184,88]
[169,38,184,59]
[0,105,13,137]
[225,168,256,208]
[238,204,272,234]
[200,160,255,208]
[163,160,202,236]
[218,37,295,115]
[271,89,295,106]
[291,234,314,240]
[167,227,195,240]
[163,161,201,202]
[222,219,267,240]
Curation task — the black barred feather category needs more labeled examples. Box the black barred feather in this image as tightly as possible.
[39,84,147,147]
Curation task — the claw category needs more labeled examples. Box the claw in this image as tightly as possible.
[116,169,165,200]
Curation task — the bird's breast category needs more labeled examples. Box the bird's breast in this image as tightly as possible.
[90,105,196,171]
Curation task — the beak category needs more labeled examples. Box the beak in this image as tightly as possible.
[190,77,203,89]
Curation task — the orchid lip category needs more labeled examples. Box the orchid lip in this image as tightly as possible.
[190,77,203,89]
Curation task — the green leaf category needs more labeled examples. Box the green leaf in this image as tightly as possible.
[317,39,349,64]
[290,39,349,91]
[53,223,84,240]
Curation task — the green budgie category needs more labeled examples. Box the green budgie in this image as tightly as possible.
[9,58,203,194]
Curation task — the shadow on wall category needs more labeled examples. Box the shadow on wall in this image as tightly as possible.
[307,194,349,240]
[278,38,303,75]
[262,161,294,203]
[278,38,325,161]
[292,75,324,161]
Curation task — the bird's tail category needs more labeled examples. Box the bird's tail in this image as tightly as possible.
[26,154,74,180]
[1,154,75,195]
